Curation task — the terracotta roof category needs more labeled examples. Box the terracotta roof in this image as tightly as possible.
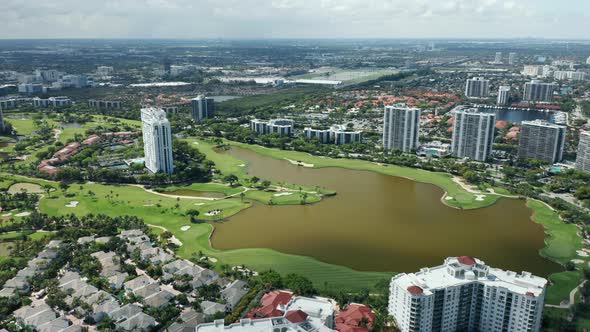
[458,256,476,266]
[336,304,375,332]
[261,290,293,308]
[407,285,423,295]
[285,310,308,324]
[526,292,535,297]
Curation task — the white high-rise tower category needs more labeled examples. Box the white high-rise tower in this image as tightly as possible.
[141,107,174,174]
[383,105,421,152]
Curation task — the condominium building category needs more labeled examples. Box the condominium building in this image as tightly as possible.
[88,100,122,109]
[523,80,556,102]
[191,95,215,122]
[576,131,590,173]
[451,107,495,161]
[553,71,586,81]
[382,104,420,152]
[522,65,543,77]
[465,77,490,98]
[508,52,517,65]
[587,56,590,65]
[388,257,547,332]
[141,107,174,175]
[303,128,332,143]
[518,120,566,163]
[32,96,72,108]
[250,119,294,136]
[330,125,362,145]
[497,86,511,106]
[494,52,502,64]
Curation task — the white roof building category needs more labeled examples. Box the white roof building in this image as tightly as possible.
[389,257,547,332]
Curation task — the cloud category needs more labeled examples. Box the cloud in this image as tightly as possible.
[0,0,588,38]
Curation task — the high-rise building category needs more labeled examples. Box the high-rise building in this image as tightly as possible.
[465,77,490,98]
[191,95,215,122]
[576,132,590,173]
[141,107,174,175]
[451,107,495,161]
[523,80,556,102]
[508,52,517,65]
[518,120,566,163]
[388,257,547,332]
[250,119,294,136]
[494,52,503,64]
[382,105,421,152]
[497,86,511,106]
[553,71,586,81]
[587,56,590,65]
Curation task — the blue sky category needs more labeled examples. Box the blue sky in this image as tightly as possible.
[2,0,589,39]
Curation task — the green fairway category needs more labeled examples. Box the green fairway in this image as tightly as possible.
[527,200,583,265]
[526,200,588,305]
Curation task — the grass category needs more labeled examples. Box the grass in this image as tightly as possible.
[526,199,589,305]
[227,140,501,209]
[527,200,583,265]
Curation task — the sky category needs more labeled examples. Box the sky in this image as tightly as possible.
[2,0,590,39]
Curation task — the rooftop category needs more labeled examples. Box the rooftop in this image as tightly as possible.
[392,257,547,297]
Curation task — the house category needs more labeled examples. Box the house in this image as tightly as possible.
[283,296,336,329]
[220,280,249,310]
[166,309,204,332]
[144,289,175,308]
[246,290,293,319]
[124,275,157,293]
[200,301,227,316]
[109,304,157,331]
[335,304,375,332]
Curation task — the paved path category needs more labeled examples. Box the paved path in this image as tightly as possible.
[545,280,587,309]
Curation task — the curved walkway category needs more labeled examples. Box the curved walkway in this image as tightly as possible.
[146,223,183,247]
[545,280,587,309]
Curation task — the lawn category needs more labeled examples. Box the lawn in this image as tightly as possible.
[527,200,583,265]
[527,199,588,305]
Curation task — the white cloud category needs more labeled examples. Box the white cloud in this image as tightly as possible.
[0,0,588,38]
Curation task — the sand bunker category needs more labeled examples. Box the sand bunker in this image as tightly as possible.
[475,195,486,201]
[445,196,453,200]
[15,212,31,217]
[65,201,79,208]
[273,192,293,197]
[180,226,191,231]
[205,210,221,216]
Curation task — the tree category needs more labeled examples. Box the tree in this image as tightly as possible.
[42,185,53,198]
[258,270,283,288]
[186,209,200,222]
[223,174,239,187]
[59,181,69,193]
[284,274,316,296]
[240,192,245,202]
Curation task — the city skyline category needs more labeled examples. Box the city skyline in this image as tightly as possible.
[2,0,589,39]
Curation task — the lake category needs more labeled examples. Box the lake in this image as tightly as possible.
[211,147,561,276]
